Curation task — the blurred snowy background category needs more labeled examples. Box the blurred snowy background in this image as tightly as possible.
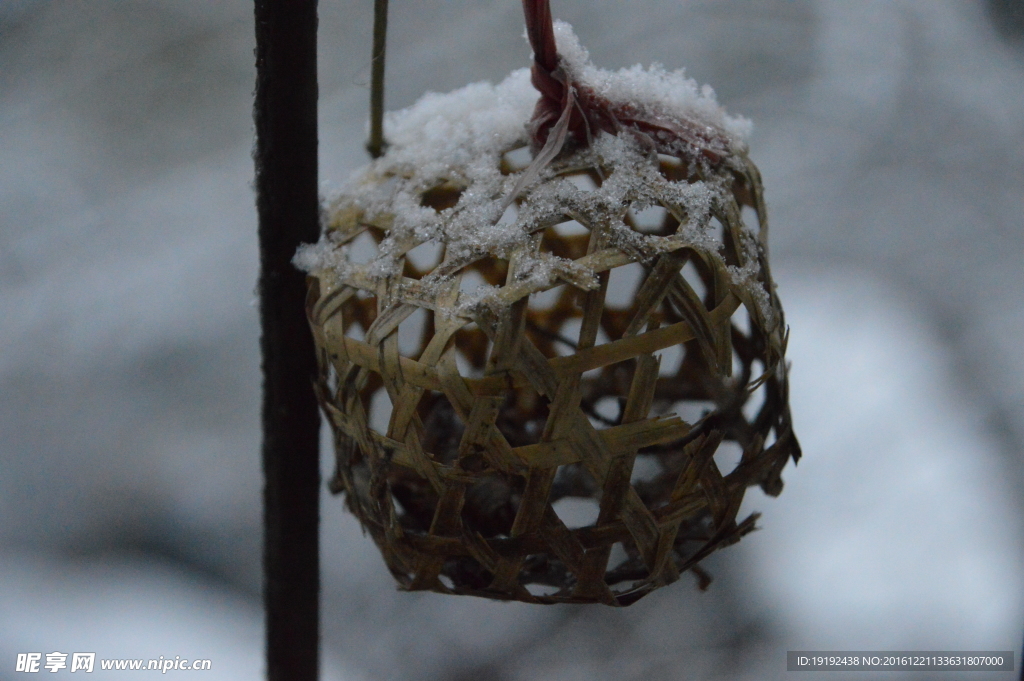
[1,0,1023,679]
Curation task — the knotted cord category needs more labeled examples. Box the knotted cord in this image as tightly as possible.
[521,0,732,165]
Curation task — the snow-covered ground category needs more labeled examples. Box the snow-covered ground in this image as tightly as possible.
[1,1,1022,679]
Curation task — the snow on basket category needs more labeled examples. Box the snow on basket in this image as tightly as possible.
[297,20,800,606]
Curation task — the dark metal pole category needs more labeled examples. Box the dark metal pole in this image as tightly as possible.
[253,0,321,679]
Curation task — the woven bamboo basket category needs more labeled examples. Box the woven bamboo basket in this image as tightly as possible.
[299,33,800,605]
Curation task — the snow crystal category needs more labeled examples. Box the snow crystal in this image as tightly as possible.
[380,68,537,184]
[297,20,766,320]
[293,230,352,279]
[551,21,752,144]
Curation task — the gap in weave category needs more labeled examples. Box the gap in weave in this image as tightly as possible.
[606,542,629,571]
[717,217,742,268]
[444,556,494,590]
[675,514,716,547]
[604,537,648,586]
[374,174,401,198]
[731,348,745,379]
[453,324,490,374]
[420,181,464,212]
[629,454,662,485]
[397,306,429,358]
[554,318,583,357]
[453,348,483,378]
[525,308,581,360]
[347,229,379,266]
[501,145,532,174]
[661,206,682,236]
[551,463,599,501]
[654,344,685,377]
[564,173,599,192]
[587,395,621,429]
[458,268,491,299]
[579,358,633,416]
[437,574,455,591]
[422,309,438,358]
[404,240,443,275]
[324,362,340,401]
[390,470,440,534]
[462,474,518,538]
[762,426,778,450]
[389,494,407,518]
[605,262,645,309]
[672,399,716,426]
[731,302,752,337]
[680,258,707,304]
[551,218,589,237]
[418,390,465,465]
[713,440,744,476]
[529,282,567,310]
[551,496,600,529]
[521,553,565,587]
[631,204,668,234]
[355,370,383,420]
[742,381,768,424]
[525,582,561,597]
[599,308,632,345]
[631,450,674,510]
[345,295,379,341]
[741,204,760,232]
[468,256,510,287]
[540,223,590,260]
[494,385,549,448]
[709,215,727,248]
[497,203,519,226]
[345,321,366,342]
[367,387,393,436]
[657,154,689,183]
[647,396,677,419]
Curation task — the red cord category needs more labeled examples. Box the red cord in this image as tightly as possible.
[520,0,730,165]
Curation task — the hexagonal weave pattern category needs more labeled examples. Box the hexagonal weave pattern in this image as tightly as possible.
[301,134,800,605]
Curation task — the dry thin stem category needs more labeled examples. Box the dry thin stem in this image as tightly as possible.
[367,0,389,159]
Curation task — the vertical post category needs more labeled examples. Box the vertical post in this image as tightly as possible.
[253,1,321,680]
